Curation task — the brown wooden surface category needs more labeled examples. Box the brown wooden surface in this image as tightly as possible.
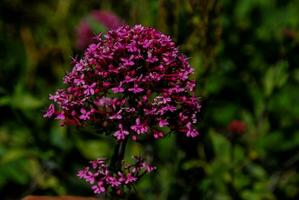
[22,196,98,200]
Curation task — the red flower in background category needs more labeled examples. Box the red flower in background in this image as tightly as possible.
[227,120,246,134]
[75,10,124,50]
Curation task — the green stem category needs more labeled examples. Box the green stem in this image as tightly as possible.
[228,137,241,200]
[109,137,128,172]
[108,138,128,199]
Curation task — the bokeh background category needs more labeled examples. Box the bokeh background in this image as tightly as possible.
[1,0,299,199]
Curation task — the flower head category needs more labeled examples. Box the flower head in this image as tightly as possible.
[77,157,155,195]
[45,25,200,141]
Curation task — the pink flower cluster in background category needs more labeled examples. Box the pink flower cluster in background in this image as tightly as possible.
[76,10,124,50]
[44,25,201,141]
[77,157,155,194]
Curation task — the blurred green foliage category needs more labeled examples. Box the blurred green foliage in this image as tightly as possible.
[1,0,299,199]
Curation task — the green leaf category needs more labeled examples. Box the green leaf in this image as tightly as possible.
[209,130,231,163]
[76,140,110,160]
[264,61,289,96]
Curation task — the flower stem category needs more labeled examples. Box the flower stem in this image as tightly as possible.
[110,137,128,172]
[109,138,128,199]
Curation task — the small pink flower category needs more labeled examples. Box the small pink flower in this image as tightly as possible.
[114,124,129,140]
[131,118,148,135]
[146,51,159,63]
[121,57,134,67]
[147,72,163,81]
[103,81,111,87]
[157,105,176,115]
[153,130,164,139]
[77,168,88,179]
[79,108,91,120]
[123,75,135,83]
[158,118,169,127]
[90,159,105,169]
[43,104,55,118]
[109,110,122,120]
[127,41,138,53]
[142,163,156,173]
[106,176,121,187]
[112,84,125,93]
[92,181,106,194]
[186,80,196,92]
[132,135,137,141]
[74,74,85,86]
[128,84,144,93]
[83,83,97,95]
[125,173,137,184]
[55,112,65,120]
[186,122,199,137]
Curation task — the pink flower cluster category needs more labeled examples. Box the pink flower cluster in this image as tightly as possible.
[77,157,156,194]
[44,25,200,141]
[76,10,124,50]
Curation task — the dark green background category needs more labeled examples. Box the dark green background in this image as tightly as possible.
[0,0,299,199]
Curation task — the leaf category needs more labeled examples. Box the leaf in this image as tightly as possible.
[247,163,267,180]
[156,135,176,160]
[182,159,208,171]
[76,140,110,160]
[263,61,289,96]
[50,125,69,150]
[209,130,231,163]
[0,149,29,164]
[0,158,32,186]
[0,96,11,106]
[264,67,275,96]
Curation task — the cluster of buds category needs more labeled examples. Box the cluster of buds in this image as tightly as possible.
[77,157,155,194]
